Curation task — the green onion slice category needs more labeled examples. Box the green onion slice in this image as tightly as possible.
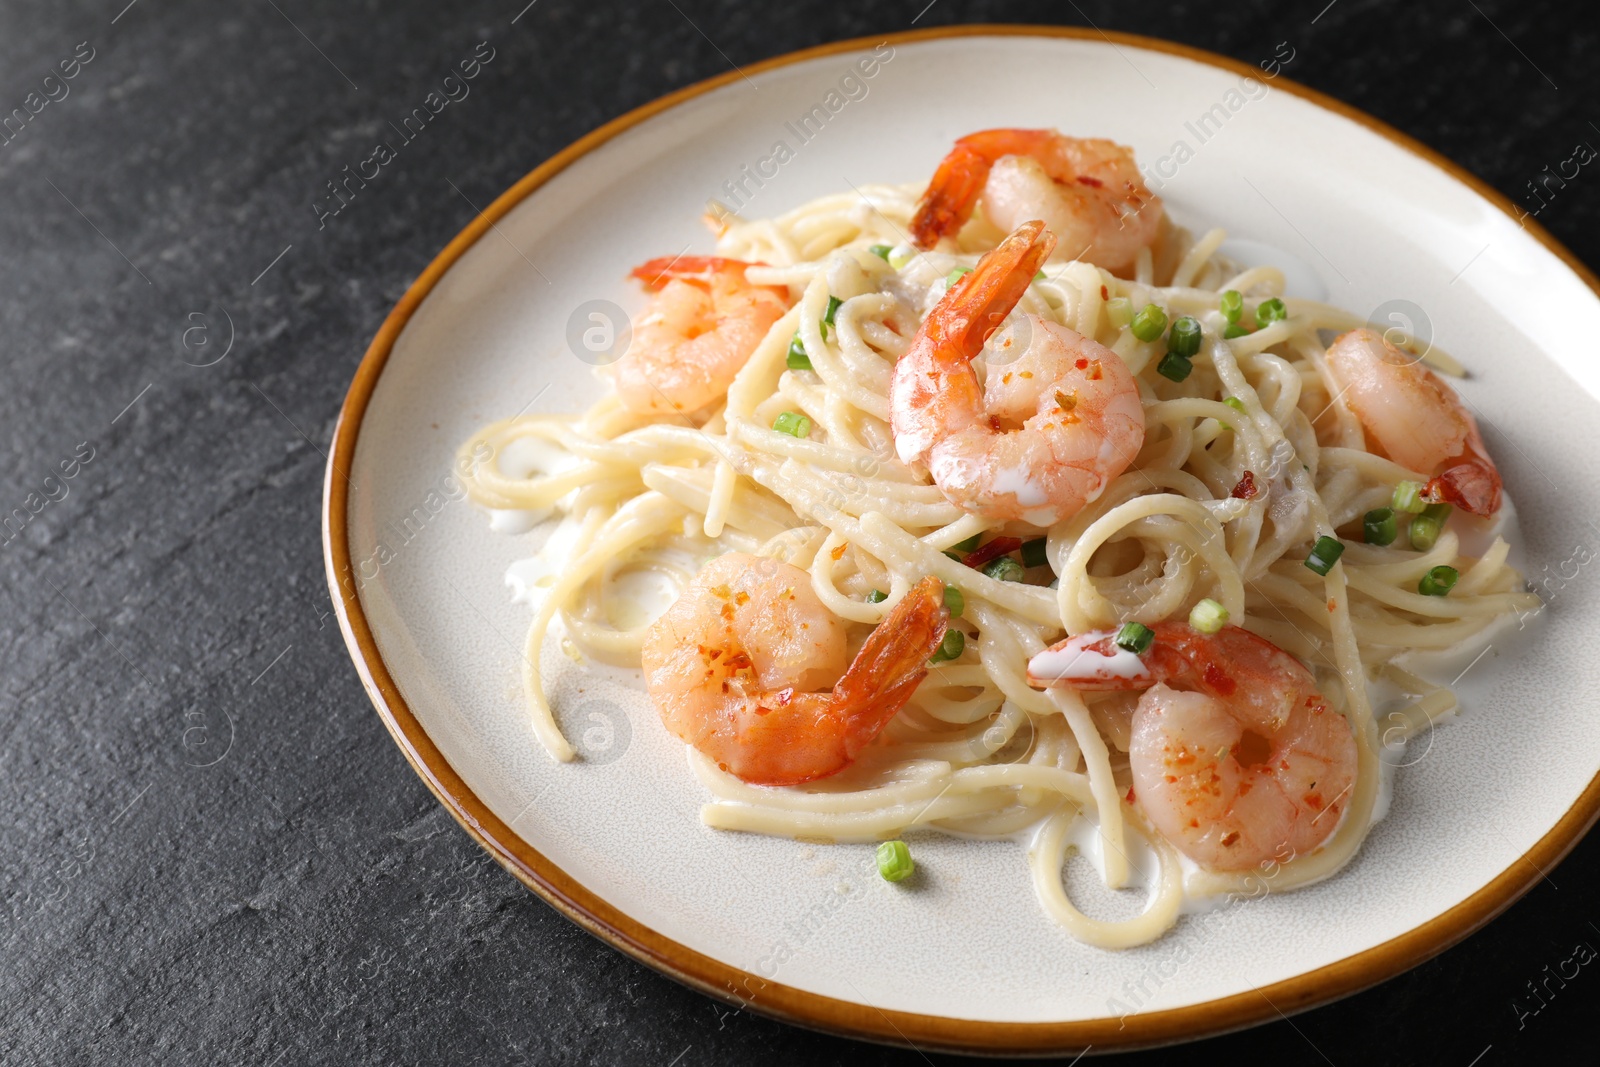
[1219,289,1243,324]
[1115,621,1155,654]
[1130,303,1168,343]
[868,243,892,260]
[823,295,842,329]
[1020,538,1049,569]
[1419,565,1459,596]
[1392,480,1427,514]
[866,589,887,603]
[943,584,965,617]
[1167,315,1202,358]
[930,628,965,663]
[982,556,1026,583]
[772,411,811,438]
[1364,507,1398,546]
[1156,351,1193,382]
[786,333,812,370]
[1304,535,1345,576]
[1189,598,1229,634]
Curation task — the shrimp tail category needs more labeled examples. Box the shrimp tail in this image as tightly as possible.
[910,143,993,249]
[1425,431,1502,516]
[830,576,949,758]
[927,220,1057,362]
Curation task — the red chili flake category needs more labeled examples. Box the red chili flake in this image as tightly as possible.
[1076,175,1105,188]
[1327,598,1337,613]
[1220,831,1240,847]
[1075,357,1089,370]
[1100,285,1109,300]
[1086,359,1103,381]
[961,536,1023,569]
[1230,470,1258,499]
[830,542,847,561]
[1125,785,1137,804]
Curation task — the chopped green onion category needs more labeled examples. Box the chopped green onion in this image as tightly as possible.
[1020,537,1049,568]
[1034,270,1047,282]
[1223,396,1247,414]
[1189,598,1229,634]
[1409,502,1452,551]
[1419,565,1459,597]
[1304,535,1345,576]
[1130,303,1168,343]
[868,243,892,260]
[1223,323,1251,339]
[1219,289,1243,324]
[823,295,842,328]
[1420,502,1453,523]
[786,333,812,370]
[1167,316,1202,358]
[876,839,915,882]
[1363,507,1398,546]
[772,411,811,438]
[950,533,982,553]
[1255,298,1287,327]
[887,246,915,270]
[943,584,965,617]
[982,556,1026,583]
[945,266,972,288]
[930,628,964,663]
[866,589,888,603]
[943,550,965,562]
[1104,297,1133,327]
[1392,481,1427,514]
[1156,351,1194,382]
[1115,621,1155,655]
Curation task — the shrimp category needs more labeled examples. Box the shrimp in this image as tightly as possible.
[909,129,1163,274]
[612,257,789,417]
[642,554,948,786]
[1028,622,1357,872]
[889,220,1145,526]
[1324,328,1502,515]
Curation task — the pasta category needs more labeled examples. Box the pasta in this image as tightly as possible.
[458,154,1536,948]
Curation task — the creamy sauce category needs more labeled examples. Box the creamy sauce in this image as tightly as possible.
[1028,638,1152,685]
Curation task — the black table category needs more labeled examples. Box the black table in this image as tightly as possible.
[4,1,1594,1062]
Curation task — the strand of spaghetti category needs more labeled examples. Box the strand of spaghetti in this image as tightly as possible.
[1028,808,1184,949]
[521,491,687,762]
[1055,494,1243,633]
[1047,688,1131,888]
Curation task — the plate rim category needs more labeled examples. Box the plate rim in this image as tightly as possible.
[322,24,1600,1055]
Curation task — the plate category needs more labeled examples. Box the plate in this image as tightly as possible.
[324,26,1600,1054]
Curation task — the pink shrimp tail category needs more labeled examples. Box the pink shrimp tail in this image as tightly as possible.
[831,576,949,761]
[922,220,1057,362]
[910,129,1057,248]
[1425,431,1502,516]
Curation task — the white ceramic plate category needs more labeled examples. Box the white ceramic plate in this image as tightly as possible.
[325,27,1600,1054]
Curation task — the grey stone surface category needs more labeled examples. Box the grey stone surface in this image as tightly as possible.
[0,0,1595,1063]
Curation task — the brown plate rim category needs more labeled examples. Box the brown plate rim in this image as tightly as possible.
[321,24,1600,1056]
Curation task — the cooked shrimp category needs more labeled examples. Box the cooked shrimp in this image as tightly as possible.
[642,554,948,786]
[889,220,1145,526]
[909,129,1163,274]
[1324,328,1501,515]
[613,257,789,417]
[1028,622,1357,872]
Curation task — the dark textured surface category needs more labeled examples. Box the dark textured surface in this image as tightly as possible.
[2,0,1596,1063]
